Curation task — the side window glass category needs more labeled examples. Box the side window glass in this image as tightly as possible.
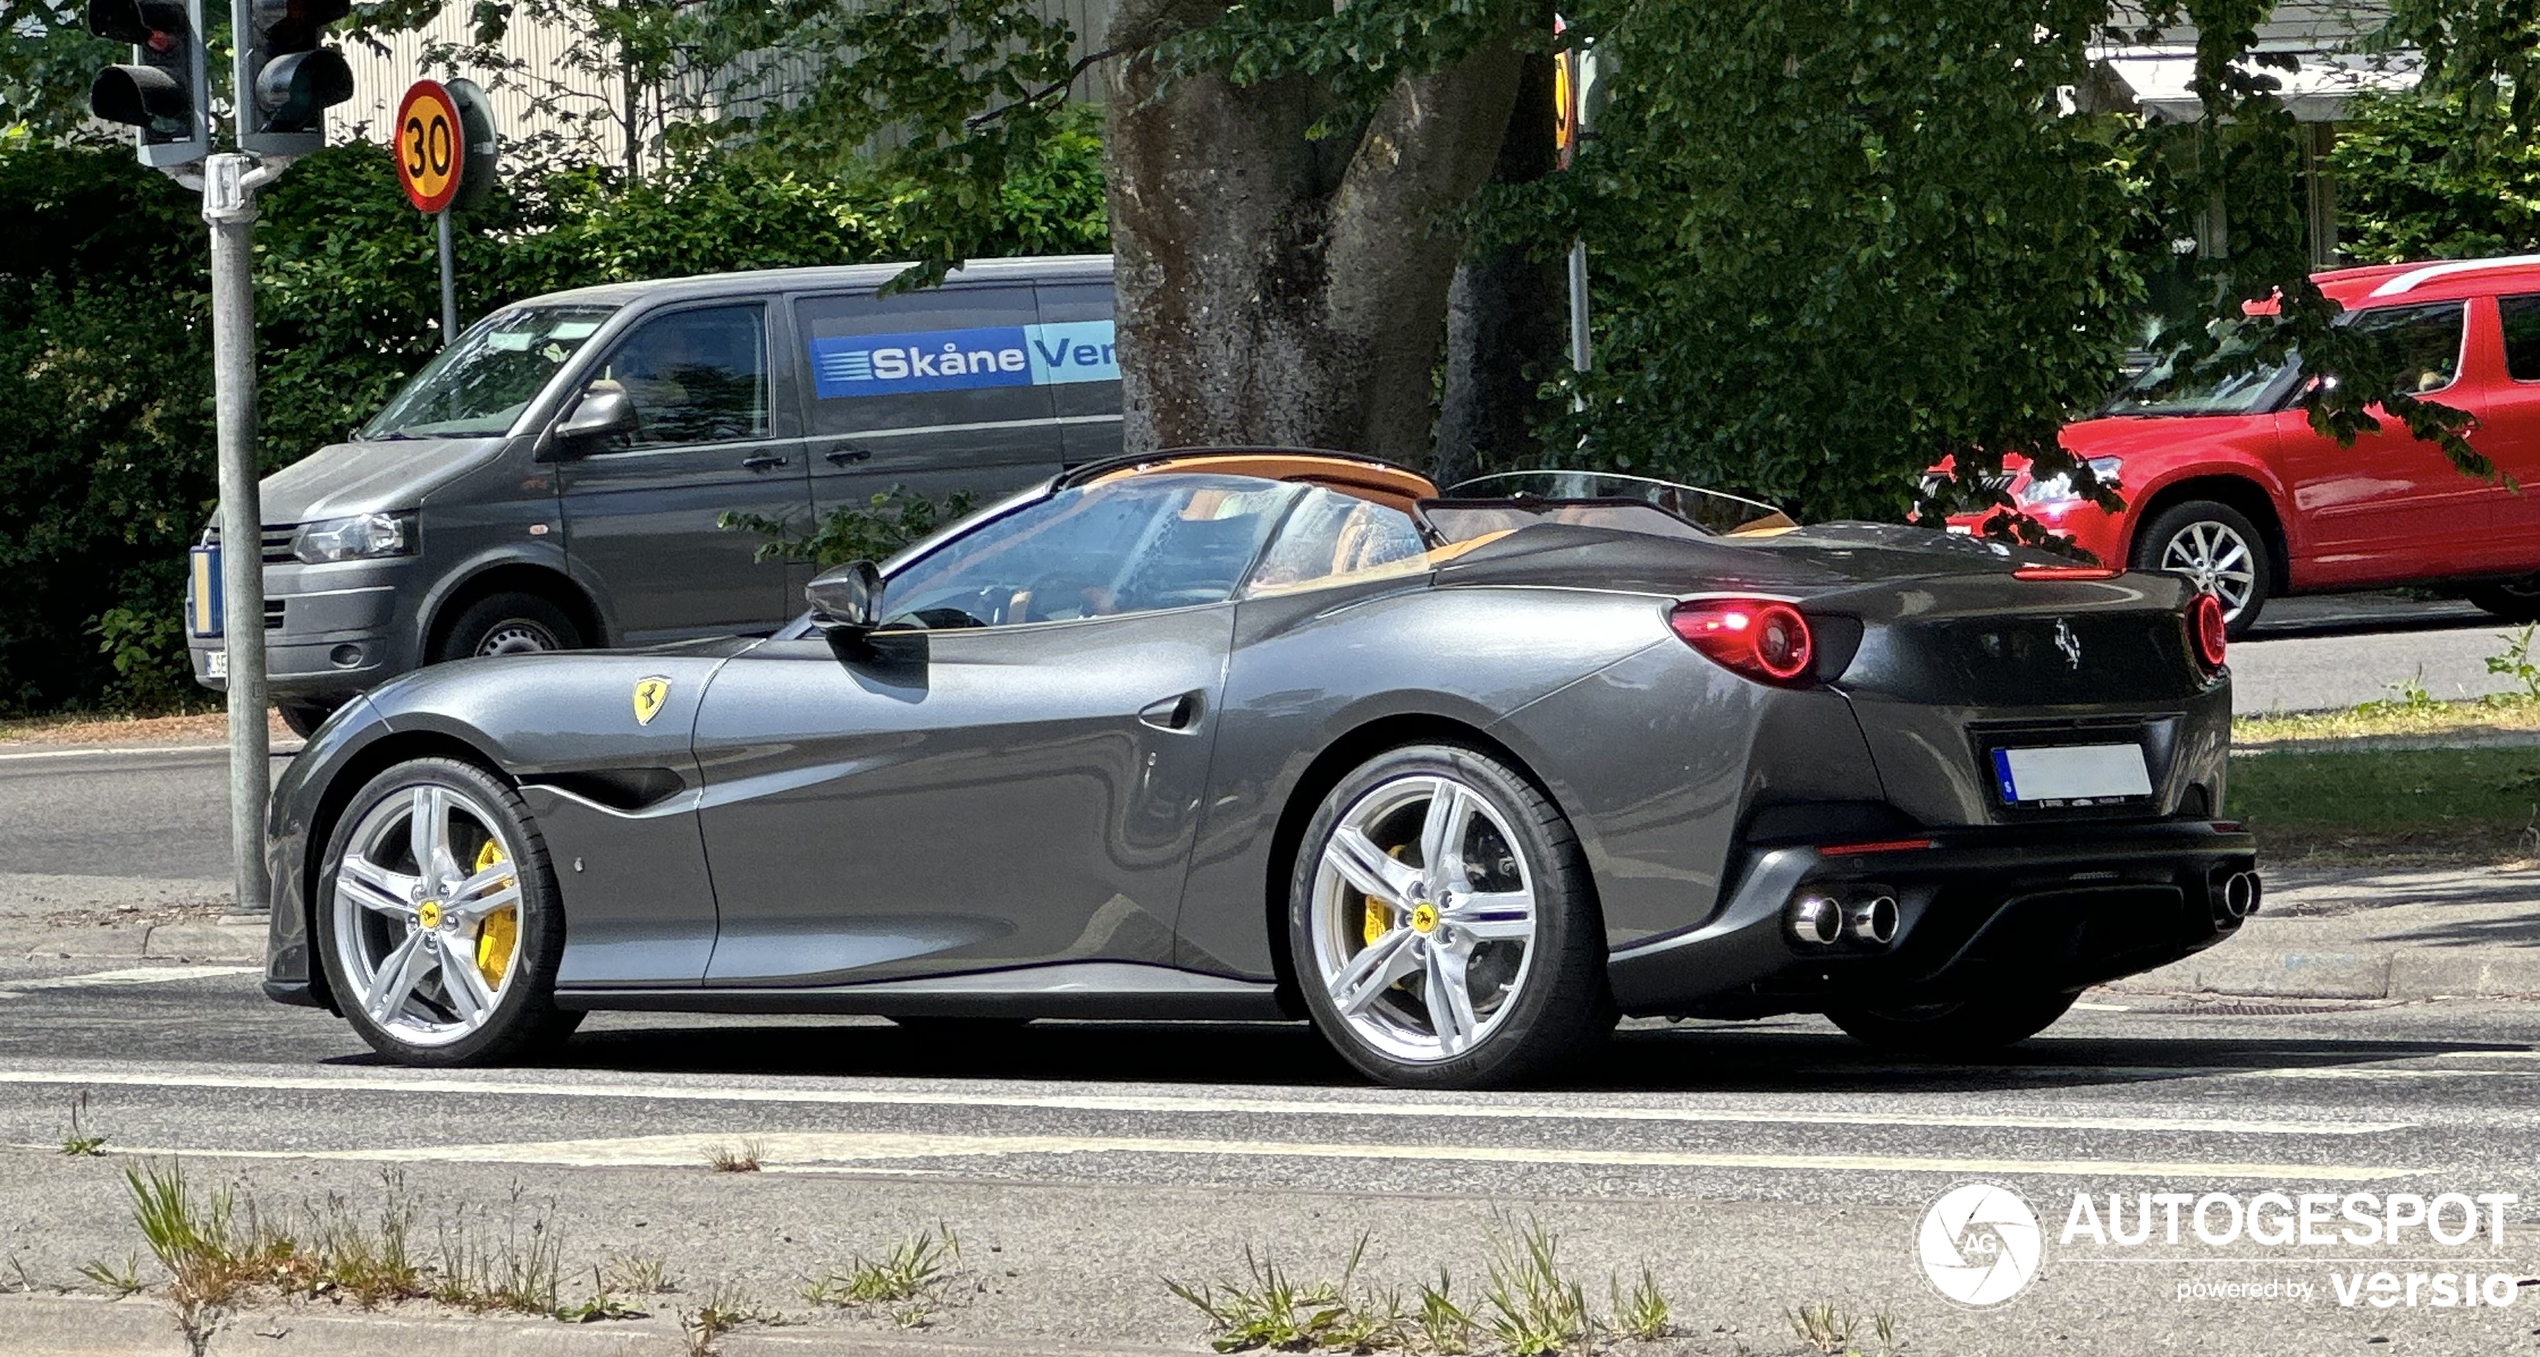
[1246,486,1427,594]
[882,475,1297,629]
[2345,302,2466,399]
[2502,295,2540,382]
[593,304,768,447]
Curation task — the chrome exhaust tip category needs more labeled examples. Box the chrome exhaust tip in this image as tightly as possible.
[1788,894,1843,946]
[2222,870,2261,920]
[1846,894,1900,945]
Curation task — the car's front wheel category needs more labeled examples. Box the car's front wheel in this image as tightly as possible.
[2137,501,2270,639]
[313,757,580,1066]
[1289,744,1614,1089]
[1826,990,2081,1056]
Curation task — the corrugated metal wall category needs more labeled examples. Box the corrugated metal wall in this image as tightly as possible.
[333,0,1117,166]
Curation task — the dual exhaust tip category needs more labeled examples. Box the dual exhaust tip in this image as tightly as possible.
[1789,892,1899,948]
[2214,869,2262,924]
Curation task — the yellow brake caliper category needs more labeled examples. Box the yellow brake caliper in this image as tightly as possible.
[1362,843,1407,946]
[471,839,518,990]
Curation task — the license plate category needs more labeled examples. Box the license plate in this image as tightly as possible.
[1991,744,2152,806]
[205,648,226,679]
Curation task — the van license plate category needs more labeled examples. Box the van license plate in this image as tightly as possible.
[205,648,226,680]
[1992,744,2151,805]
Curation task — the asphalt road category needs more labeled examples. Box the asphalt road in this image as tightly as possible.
[0,961,2535,1355]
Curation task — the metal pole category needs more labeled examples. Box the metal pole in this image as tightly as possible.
[1566,240,1591,375]
[205,153,271,917]
[436,208,458,346]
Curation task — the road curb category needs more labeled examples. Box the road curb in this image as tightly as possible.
[2112,943,2540,1000]
[0,1292,1196,1357]
[0,921,264,965]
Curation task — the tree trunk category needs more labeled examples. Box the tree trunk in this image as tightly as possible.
[1434,34,1565,487]
[1102,2,1524,465]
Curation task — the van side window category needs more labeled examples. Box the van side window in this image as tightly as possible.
[2503,295,2540,382]
[594,304,769,447]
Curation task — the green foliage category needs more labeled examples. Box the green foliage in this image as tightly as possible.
[724,487,980,570]
[2489,625,2540,702]
[1538,0,2147,524]
[2334,88,2540,262]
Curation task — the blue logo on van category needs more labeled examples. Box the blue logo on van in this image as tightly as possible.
[808,321,1118,399]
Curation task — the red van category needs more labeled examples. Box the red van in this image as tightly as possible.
[1945,256,2540,637]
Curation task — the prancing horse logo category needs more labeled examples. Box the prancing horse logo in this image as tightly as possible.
[2052,619,2082,670]
[632,676,671,726]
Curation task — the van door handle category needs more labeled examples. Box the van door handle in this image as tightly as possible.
[740,454,789,471]
[824,447,872,466]
[1137,691,1204,732]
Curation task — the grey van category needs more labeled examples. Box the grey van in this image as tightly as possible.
[186,255,1120,732]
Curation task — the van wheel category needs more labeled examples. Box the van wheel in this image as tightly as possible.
[2137,501,2269,639]
[278,700,342,739]
[434,592,583,664]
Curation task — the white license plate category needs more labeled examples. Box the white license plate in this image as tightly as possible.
[1991,744,2151,805]
[205,648,226,679]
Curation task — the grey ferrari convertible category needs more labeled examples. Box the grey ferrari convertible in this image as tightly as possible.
[262,449,2255,1088]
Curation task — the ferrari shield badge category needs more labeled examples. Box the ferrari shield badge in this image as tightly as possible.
[632,676,671,726]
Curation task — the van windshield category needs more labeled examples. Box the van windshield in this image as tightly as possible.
[360,305,617,440]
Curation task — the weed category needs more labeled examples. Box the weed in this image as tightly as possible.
[1165,1233,1409,1353]
[299,1175,422,1307]
[1788,1300,1857,1355]
[1606,1264,1670,1341]
[1871,1307,1902,1356]
[680,1280,770,1357]
[601,1247,674,1295]
[2354,669,2440,716]
[705,1138,764,1173]
[2493,625,2540,701]
[432,1186,565,1315]
[77,1252,143,1297]
[1415,1270,1476,1353]
[1481,1220,1587,1357]
[557,1266,648,1323]
[800,1224,960,1309]
[121,1160,292,1356]
[61,1091,105,1156]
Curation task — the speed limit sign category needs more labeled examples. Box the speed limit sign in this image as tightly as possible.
[395,80,464,213]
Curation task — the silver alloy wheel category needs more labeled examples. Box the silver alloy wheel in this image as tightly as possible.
[2156,519,2258,619]
[330,784,526,1048]
[475,619,560,656]
[1308,774,1540,1064]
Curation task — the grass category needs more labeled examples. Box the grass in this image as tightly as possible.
[1786,1301,1901,1357]
[61,1092,106,1156]
[1165,1220,1671,1354]
[704,1138,763,1173]
[680,1280,776,1357]
[2235,689,2540,747]
[799,1225,962,1327]
[2230,744,2540,865]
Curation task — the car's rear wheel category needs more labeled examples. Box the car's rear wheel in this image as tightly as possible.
[2137,501,2269,639]
[2467,577,2540,622]
[1289,744,1613,1089]
[1826,990,2080,1056]
[434,591,583,665]
[314,757,580,1066]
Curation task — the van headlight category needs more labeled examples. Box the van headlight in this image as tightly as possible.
[292,512,417,563]
[2019,457,2122,507]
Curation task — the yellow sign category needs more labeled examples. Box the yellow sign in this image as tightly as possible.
[395,80,463,213]
[632,676,671,726]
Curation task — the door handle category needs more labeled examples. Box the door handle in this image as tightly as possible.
[1138,692,1204,732]
[741,454,790,471]
[824,447,872,466]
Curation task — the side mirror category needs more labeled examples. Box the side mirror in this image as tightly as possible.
[549,383,634,453]
[806,560,884,635]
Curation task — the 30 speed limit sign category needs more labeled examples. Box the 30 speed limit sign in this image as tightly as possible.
[395,80,464,213]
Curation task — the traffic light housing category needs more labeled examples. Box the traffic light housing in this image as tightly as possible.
[86,0,209,168]
[239,0,354,155]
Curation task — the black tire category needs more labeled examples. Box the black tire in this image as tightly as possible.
[1826,990,2081,1056]
[432,591,584,665]
[2135,500,2271,640]
[314,757,582,1066]
[278,700,342,739]
[1287,744,1615,1089]
[2467,578,2540,623]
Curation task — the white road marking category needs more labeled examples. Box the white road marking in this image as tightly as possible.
[0,1065,2414,1136]
[0,745,219,762]
[0,967,261,999]
[2437,1049,2540,1058]
[2071,1001,2133,1011]
[70,1129,2429,1182]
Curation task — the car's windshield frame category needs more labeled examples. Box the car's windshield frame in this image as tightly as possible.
[359,302,620,442]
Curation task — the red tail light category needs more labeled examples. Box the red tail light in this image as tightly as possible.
[1670,598,1815,684]
[2189,592,2227,673]
[2012,565,2122,581]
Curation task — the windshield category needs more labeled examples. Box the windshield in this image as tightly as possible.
[360,304,617,440]
[2101,320,2297,418]
[1443,471,1793,536]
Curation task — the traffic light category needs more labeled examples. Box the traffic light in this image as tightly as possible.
[86,0,209,168]
[238,0,354,156]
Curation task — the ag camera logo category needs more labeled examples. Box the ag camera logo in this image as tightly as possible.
[1919,1183,2043,1306]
